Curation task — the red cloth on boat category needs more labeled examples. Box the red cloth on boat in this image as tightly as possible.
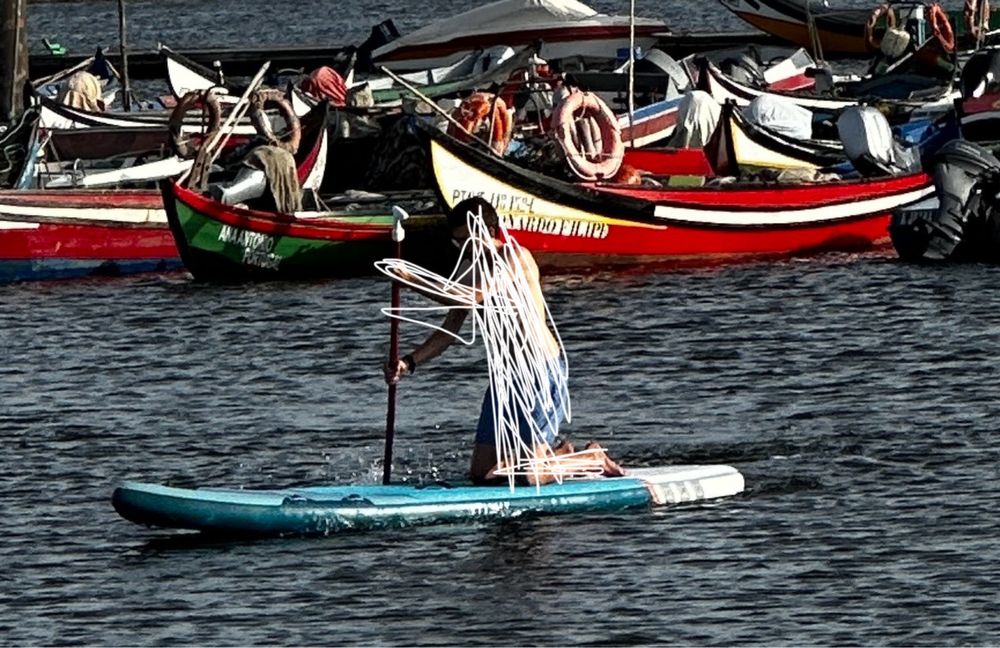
[300,67,347,106]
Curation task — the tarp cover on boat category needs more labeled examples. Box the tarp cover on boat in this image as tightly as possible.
[373,0,664,52]
[669,90,721,148]
[57,72,104,112]
[742,94,812,141]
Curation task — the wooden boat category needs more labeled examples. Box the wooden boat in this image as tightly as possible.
[960,93,1000,146]
[426,126,935,267]
[161,43,539,111]
[0,108,39,189]
[591,48,818,147]
[0,190,178,282]
[162,143,722,284]
[709,99,956,175]
[112,465,744,536]
[37,95,260,136]
[697,56,951,114]
[719,0,884,56]
[957,48,1000,148]
[0,103,329,283]
[371,0,667,71]
[718,0,1000,56]
[162,182,448,281]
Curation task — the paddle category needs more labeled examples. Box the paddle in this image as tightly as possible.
[382,205,409,485]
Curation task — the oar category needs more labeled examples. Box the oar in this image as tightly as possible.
[382,205,410,485]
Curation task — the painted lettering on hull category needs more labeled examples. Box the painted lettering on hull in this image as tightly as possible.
[218,224,283,270]
[451,190,609,240]
[451,189,536,215]
[506,213,609,239]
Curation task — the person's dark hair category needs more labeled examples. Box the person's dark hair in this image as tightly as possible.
[447,197,499,235]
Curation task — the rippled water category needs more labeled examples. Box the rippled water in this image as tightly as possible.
[3,250,1000,645]
[4,0,999,645]
[27,0,968,57]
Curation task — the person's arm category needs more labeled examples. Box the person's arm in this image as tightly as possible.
[392,263,478,308]
[384,308,469,384]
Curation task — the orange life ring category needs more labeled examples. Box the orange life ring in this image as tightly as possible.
[865,4,898,52]
[928,3,956,53]
[169,90,221,158]
[446,92,512,155]
[965,0,990,41]
[249,88,301,155]
[550,90,624,181]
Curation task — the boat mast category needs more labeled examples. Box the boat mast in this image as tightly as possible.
[117,0,132,111]
[627,0,636,148]
[806,0,826,65]
[0,0,27,122]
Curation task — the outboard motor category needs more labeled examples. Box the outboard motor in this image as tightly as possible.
[890,140,1000,262]
[837,106,920,177]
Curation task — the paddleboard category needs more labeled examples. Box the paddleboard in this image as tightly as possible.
[112,465,744,536]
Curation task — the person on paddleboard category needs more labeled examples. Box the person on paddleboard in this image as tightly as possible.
[383,197,624,484]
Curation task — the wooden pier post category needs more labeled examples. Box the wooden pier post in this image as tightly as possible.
[0,0,28,122]
[117,0,131,111]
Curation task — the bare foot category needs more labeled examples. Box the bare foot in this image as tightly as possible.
[553,439,575,455]
[585,441,626,477]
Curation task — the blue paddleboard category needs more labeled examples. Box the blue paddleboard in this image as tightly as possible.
[112,465,744,536]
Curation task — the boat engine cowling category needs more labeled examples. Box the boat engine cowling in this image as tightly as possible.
[890,139,1000,262]
[837,106,919,177]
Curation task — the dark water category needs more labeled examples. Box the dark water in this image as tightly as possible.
[4,0,999,645]
[26,0,967,57]
[3,250,1000,645]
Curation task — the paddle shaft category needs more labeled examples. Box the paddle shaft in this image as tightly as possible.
[382,243,402,485]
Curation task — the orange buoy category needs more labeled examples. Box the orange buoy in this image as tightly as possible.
[446,92,513,155]
[928,3,956,52]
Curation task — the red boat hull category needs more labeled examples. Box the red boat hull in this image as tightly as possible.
[0,190,178,282]
[427,127,934,267]
[0,103,330,283]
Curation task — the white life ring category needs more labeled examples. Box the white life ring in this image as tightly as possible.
[550,91,624,181]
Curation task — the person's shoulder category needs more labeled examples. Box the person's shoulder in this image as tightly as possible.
[515,245,540,276]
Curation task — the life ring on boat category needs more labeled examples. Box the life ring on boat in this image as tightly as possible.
[169,90,221,158]
[446,92,513,155]
[865,4,897,52]
[965,0,991,41]
[550,90,624,181]
[928,3,956,53]
[249,88,301,155]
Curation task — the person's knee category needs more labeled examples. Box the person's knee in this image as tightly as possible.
[469,443,497,483]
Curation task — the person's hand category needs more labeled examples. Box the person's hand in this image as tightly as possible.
[383,358,409,385]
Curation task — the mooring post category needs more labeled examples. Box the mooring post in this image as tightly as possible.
[0,0,28,122]
[117,0,131,111]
